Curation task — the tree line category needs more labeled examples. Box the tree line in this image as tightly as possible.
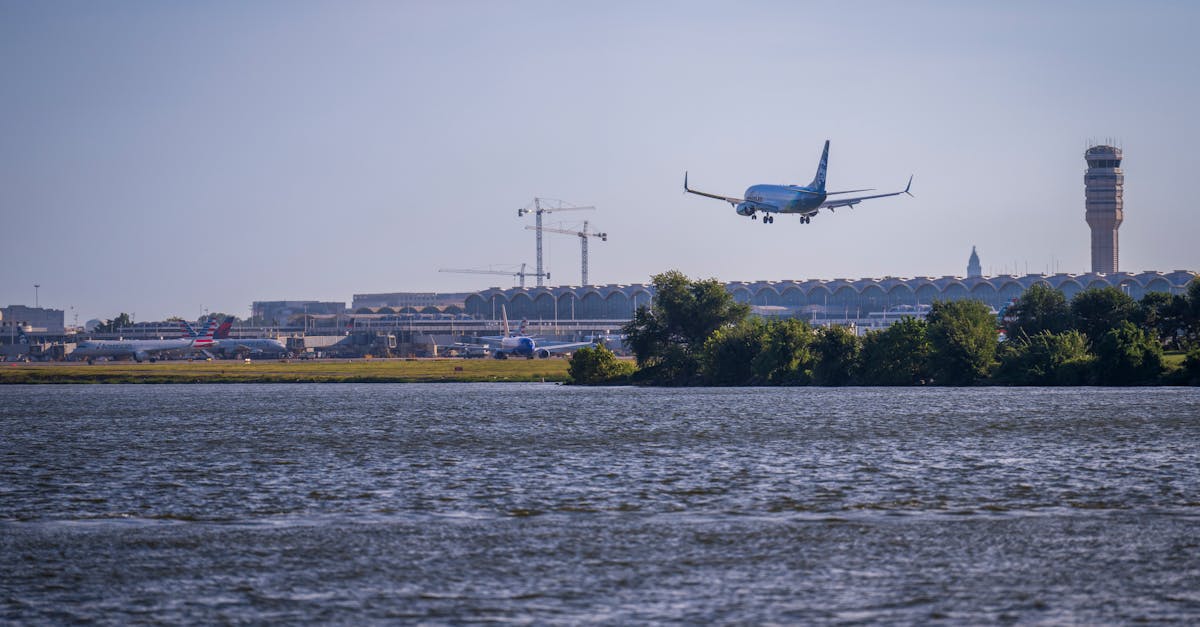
[568,270,1200,386]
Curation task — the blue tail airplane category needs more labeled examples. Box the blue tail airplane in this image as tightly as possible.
[684,140,912,224]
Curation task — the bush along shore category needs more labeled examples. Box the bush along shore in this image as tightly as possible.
[567,270,1200,386]
[0,359,570,384]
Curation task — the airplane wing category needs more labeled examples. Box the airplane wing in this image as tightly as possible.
[537,340,598,353]
[684,172,743,206]
[819,176,912,210]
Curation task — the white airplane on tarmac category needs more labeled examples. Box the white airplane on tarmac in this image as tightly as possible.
[185,317,288,358]
[74,318,218,364]
[467,306,598,359]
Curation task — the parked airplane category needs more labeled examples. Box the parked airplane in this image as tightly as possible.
[684,140,912,224]
[474,306,598,359]
[195,317,288,358]
[74,318,218,364]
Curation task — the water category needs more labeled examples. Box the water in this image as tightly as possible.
[3,384,1199,623]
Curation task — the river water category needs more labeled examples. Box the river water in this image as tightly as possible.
[2,384,1199,623]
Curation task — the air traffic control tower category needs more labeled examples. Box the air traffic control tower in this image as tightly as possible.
[1084,144,1124,273]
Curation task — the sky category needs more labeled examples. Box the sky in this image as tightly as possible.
[2,1,1198,323]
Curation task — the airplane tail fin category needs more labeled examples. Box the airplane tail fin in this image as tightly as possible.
[501,305,511,337]
[215,316,235,340]
[192,318,218,348]
[808,140,830,192]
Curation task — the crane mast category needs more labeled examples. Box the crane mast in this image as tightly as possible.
[517,198,593,287]
[526,221,607,285]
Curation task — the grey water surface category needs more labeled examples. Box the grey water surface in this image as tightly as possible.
[2,384,1199,624]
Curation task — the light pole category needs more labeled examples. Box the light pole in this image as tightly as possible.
[34,284,40,308]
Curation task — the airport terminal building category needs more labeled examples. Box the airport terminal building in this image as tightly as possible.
[463,270,1198,322]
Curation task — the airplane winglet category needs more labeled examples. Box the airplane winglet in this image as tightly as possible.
[904,175,914,197]
[684,171,689,192]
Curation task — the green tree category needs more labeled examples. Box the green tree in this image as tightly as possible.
[622,270,751,385]
[1182,346,1200,385]
[1070,287,1137,343]
[1004,284,1070,339]
[812,325,860,386]
[858,317,931,385]
[1092,320,1164,385]
[995,330,1093,386]
[567,344,634,385]
[926,300,999,385]
[1185,279,1200,346]
[700,319,766,385]
[204,312,239,323]
[751,318,816,385]
[94,313,134,334]
[1134,292,1189,349]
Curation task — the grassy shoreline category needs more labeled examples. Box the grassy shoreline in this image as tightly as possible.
[0,359,571,384]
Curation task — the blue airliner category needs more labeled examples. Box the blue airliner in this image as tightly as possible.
[457,306,599,359]
[684,140,912,224]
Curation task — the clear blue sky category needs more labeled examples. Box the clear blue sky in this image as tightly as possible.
[2,1,1197,322]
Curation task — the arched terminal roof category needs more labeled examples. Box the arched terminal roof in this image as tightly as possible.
[461,273,1198,319]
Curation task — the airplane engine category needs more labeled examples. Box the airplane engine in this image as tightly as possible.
[735,202,756,217]
[536,349,551,359]
[134,350,149,363]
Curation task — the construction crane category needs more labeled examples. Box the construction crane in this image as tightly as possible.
[517,198,594,287]
[525,221,607,285]
[438,263,549,289]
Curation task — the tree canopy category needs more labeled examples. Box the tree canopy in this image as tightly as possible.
[1070,287,1137,343]
[926,300,999,385]
[1004,283,1070,339]
[93,313,134,334]
[602,271,1199,387]
[622,270,750,384]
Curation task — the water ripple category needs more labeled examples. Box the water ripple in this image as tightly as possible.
[3,384,1200,623]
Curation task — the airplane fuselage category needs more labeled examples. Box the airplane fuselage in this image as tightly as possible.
[737,185,826,217]
[497,336,543,358]
[73,338,195,362]
[214,338,288,356]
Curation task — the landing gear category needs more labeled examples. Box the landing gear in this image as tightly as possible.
[800,216,811,224]
[762,215,774,224]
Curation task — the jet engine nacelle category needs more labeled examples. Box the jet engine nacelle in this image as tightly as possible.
[536,348,551,359]
[134,350,149,363]
[735,202,756,217]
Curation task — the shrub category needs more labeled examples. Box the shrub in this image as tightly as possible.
[1092,321,1164,385]
[567,345,634,385]
[926,300,999,385]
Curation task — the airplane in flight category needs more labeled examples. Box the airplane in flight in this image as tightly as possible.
[684,140,912,224]
[74,318,218,364]
[467,306,598,359]
[189,317,288,358]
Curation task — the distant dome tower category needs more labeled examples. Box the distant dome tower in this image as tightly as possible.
[1084,144,1124,273]
[967,246,982,278]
